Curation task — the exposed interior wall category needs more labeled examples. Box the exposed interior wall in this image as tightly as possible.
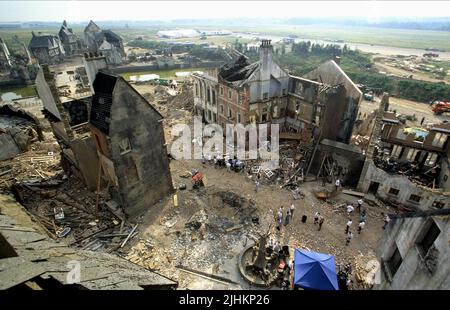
[310,139,365,187]
[35,67,61,120]
[359,162,449,210]
[70,137,100,190]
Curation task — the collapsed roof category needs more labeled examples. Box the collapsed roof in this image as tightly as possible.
[0,194,177,290]
[29,33,61,49]
[219,56,259,87]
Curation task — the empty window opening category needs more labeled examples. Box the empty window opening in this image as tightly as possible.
[417,220,440,256]
[386,247,403,278]
[388,188,400,196]
[409,194,422,202]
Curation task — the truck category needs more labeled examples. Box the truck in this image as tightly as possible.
[431,101,450,115]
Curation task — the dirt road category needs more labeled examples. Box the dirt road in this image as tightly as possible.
[374,62,450,85]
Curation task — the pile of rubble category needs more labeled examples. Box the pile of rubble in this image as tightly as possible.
[351,134,370,150]
[354,252,380,289]
[9,175,121,247]
[166,83,193,110]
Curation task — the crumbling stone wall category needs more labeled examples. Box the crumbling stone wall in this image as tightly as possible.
[108,79,173,217]
[360,162,449,210]
[375,215,449,289]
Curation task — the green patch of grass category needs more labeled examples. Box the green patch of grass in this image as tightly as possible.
[0,85,37,97]
[119,67,207,80]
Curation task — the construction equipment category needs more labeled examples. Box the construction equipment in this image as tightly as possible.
[431,101,450,115]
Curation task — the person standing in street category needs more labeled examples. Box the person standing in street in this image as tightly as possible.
[357,199,363,213]
[358,221,365,234]
[285,210,291,226]
[359,210,366,223]
[382,213,390,229]
[314,211,320,225]
[347,204,355,216]
[318,215,325,231]
[346,231,353,246]
[345,218,353,234]
[290,204,295,220]
[335,179,341,191]
[255,180,260,193]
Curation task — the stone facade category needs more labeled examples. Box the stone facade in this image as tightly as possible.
[89,72,173,217]
[28,31,65,65]
[191,40,362,148]
[58,20,82,56]
[375,210,450,289]
[83,20,125,64]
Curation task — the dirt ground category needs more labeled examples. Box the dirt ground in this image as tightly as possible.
[374,61,450,85]
[120,156,384,290]
[358,94,448,127]
[3,80,440,290]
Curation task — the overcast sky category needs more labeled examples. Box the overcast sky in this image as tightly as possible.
[0,1,449,23]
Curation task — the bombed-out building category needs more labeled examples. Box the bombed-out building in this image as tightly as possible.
[83,20,125,65]
[58,20,82,56]
[358,94,450,210]
[89,71,173,217]
[375,208,450,290]
[28,31,65,65]
[35,57,101,190]
[0,37,12,71]
[192,40,363,183]
[193,40,361,141]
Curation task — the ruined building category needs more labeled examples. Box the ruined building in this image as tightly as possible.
[83,20,125,65]
[192,40,363,184]
[358,94,450,210]
[35,52,172,217]
[28,31,65,65]
[58,20,82,56]
[0,37,12,71]
[89,71,173,217]
[375,208,450,289]
[193,40,361,142]
[0,195,177,290]
[35,58,99,190]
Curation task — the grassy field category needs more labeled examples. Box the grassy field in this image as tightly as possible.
[119,67,207,80]
[0,85,37,97]
[221,24,450,52]
[3,23,450,53]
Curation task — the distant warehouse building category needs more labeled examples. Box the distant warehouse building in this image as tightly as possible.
[156,29,200,39]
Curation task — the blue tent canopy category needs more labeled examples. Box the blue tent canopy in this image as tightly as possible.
[293,249,339,290]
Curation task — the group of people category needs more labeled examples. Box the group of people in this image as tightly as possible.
[276,204,296,231]
[256,237,293,288]
[344,199,366,246]
[202,153,246,172]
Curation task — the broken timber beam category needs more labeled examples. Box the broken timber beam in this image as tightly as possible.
[120,224,138,248]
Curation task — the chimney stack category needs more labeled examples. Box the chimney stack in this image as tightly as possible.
[334,56,341,65]
[83,52,108,94]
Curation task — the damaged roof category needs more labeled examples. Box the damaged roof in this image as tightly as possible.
[29,33,61,49]
[90,72,117,134]
[90,72,164,135]
[219,56,260,88]
[431,122,450,134]
[0,194,177,290]
[382,111,400,124]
